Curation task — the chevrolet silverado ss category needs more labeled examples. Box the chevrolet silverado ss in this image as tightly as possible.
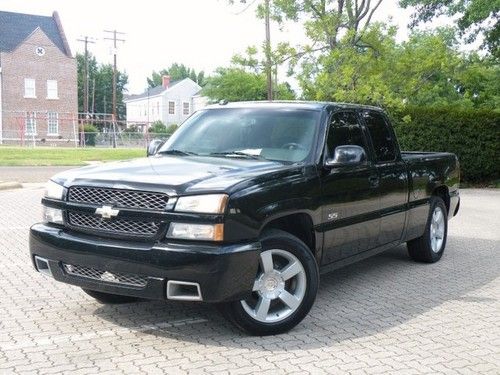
[30,102,460,335]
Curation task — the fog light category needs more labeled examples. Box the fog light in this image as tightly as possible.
[167,223,224,241]
[43,206,63,224]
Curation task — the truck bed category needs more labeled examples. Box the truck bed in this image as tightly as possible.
[401,151,455,162]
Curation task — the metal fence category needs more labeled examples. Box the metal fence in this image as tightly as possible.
[0,110,171,148]
[82,132,170,148]
[0,130,170,148]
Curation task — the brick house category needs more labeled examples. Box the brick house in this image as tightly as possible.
[0,10,78,145]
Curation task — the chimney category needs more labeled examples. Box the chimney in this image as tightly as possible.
[162,75,171,88]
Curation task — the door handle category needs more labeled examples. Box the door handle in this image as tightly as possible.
[369,175,380,188]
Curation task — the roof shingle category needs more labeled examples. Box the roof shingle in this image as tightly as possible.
[124,80,181,101]
[0,10,68,55]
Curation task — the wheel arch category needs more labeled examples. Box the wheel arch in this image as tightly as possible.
[259,211,318,259]
[432,185,450,214]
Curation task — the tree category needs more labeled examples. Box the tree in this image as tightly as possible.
[76,52,129,119]
[229,0,389,100]
[95,64,128,120]
[203,67,295,102]
[399,0,500,58]
[147,63,205,88]
[148,120,167,134]
[268,0,384,50]
[306,25,500,111]
[76,53,98,113]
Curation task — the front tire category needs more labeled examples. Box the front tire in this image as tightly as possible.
[407,196,448,263]
[82,289,139,304]
[220,230,319,335]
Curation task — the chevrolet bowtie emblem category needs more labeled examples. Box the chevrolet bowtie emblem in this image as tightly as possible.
[95,205,119,219]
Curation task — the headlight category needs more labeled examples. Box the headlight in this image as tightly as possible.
[175,194,228,214]
[45,180,64,200]
[43,206,63,224]
[167,223,224,241]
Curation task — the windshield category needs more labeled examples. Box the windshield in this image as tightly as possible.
[158,108,321,163]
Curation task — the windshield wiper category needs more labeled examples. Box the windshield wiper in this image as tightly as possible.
[209,151,266,160]
[157,149,198,156]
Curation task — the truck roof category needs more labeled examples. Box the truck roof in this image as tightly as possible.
[204,100,384,112]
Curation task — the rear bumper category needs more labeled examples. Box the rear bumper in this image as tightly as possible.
[29,223,261,303]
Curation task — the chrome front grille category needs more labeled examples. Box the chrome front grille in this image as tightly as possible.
[63,263,148,288]
[68,212,160,237]
[68,186,168,211]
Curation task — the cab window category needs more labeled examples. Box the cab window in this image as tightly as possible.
[363,111,397,162]
[327,111,367,158]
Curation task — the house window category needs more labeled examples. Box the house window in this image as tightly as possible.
[25,112,36,135]
[47,80,58,99]
[183,102,190,115]
[24,79,36,98]
[168,101,175,114]
[47,112,59,135]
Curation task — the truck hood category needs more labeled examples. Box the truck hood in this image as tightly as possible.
[52,155,297,195]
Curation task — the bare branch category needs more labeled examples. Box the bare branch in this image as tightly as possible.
[361,0,382,30]
[357,0,371,22]
[277,44,330,64]
[354,0,383,45]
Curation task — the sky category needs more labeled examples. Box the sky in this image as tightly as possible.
[1,0,418,94]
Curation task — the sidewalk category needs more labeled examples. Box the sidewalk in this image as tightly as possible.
[0,166,74,183]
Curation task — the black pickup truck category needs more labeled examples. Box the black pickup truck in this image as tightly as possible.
[30,101,460,335]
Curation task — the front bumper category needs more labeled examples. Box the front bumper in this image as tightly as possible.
[30,223,261,303]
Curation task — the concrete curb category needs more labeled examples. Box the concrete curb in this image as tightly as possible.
[0,181,23,191]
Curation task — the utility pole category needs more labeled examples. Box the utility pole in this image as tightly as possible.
[104,30,125,148]
[264,0,273,101]
[91,78,95,114]
[236,0,273,100]
[76,36,95,116]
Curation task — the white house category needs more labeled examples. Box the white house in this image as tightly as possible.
[124,76,207,131]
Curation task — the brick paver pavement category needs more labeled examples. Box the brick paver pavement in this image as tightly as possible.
[0,186,499,374]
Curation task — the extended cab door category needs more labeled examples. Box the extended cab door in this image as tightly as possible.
[320,111,380,264]
[361,110,409,245]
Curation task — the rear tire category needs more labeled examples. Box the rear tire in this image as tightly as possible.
[407,196,448,263]
[82,289,139,304]
[220,229,319,335]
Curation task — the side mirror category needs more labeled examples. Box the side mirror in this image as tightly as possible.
[325,145,367,168]
[147,139,166,157]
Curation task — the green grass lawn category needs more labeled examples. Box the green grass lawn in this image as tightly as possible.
[0,147,145,166]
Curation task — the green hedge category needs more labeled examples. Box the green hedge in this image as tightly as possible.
[81,124,98,147]
[391,107,500,183]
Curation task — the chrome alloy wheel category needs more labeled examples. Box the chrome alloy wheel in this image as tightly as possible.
[241,249,307,323]
[430,206,445,253]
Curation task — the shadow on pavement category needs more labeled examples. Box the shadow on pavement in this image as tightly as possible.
[94,235,499,349]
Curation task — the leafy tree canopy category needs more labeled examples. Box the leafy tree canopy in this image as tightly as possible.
[202,66,295,102]
[399,0,500,58]
[306,24,499,111]
[147,63,205,88]
[76,53,128,120]
[148,120,167,134]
